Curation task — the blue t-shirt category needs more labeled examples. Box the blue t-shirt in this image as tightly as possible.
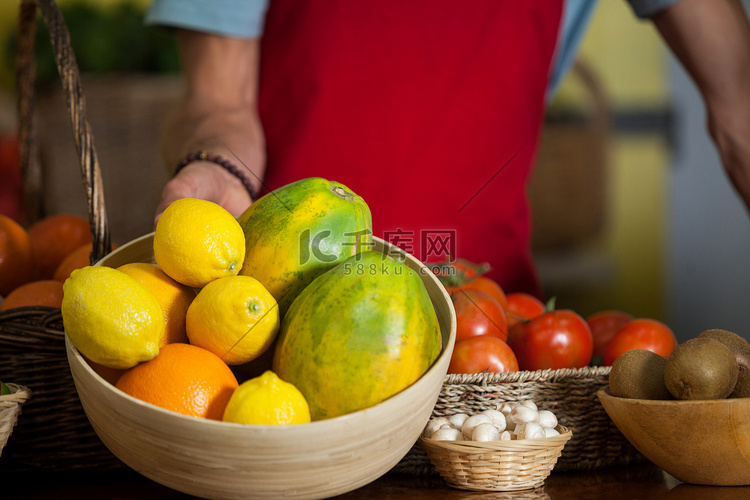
[145,0,680,97]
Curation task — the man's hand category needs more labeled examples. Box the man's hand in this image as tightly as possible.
[155,160,256,226]
[707,93,750,213]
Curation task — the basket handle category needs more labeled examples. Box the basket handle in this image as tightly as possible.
[16,0,111,264]
[569,58,611,131]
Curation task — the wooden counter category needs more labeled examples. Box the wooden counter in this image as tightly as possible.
[7,463,750,499]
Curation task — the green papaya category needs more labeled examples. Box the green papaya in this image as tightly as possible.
[273,250,442,421]
[237,177,372,316]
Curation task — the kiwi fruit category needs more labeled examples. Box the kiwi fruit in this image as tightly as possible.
[609,349,672,400]
[698,329,750,398]
[664,337,739,400]
[732,369,750,399]
[698,329,750,368]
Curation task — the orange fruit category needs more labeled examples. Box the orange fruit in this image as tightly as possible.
[0,279,64,310]
[117,262,196,347]
[83,355,127,386]
[0,214,34,296]
[53,243,92,282]
[53,242,120,282]
[28,213,91,280]
[115,343,239,420]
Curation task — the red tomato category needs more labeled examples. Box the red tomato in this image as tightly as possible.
[505,292,546,329]
[509,309,593,371]
[448,336,519,374]
[603,318,677,366]
[452,289,508,342]
[435,258,507,310]
[586,310,634,358]
[433,258,489,283]
[454,276,508,310]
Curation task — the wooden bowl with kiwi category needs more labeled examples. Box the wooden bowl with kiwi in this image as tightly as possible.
[598,329,750,486]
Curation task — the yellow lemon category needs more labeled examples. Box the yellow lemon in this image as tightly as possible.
[186,275,280,365]
[62,266,164,369]
[153,198,245,288]
[117,262,196,347]
[222,371,311,425]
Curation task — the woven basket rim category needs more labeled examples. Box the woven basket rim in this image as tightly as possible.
[443,366,610,385]
[0,383,32,404]
[419,425,571,452]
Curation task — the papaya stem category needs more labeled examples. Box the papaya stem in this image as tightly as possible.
[331,185,354,201]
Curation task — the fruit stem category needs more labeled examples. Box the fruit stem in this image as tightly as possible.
[433,256,492,288]
[331,185,354,201]
[544,296,557,313]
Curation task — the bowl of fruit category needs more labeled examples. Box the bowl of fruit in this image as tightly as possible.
[62,178,457,500]
[598,329,750,486]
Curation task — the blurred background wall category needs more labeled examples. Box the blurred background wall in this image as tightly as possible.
[0,0,748,341]
[0,0,178,244]
[535,0,671,325]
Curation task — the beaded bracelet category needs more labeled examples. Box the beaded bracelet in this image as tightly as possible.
[175,151,258,201]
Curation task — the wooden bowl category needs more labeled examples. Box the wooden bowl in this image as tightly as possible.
[598,388,750,486]
[65,234,456,500]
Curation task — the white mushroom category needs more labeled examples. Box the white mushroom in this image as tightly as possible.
[461,413,492,439]
[431,427,464,441]
[472,422,501,442]
[543,427,560,438]
[448,413,469,430]
[520,400,538,411]
[423,417,451,437]
[518,422,545,440]
[481,409,507,432]
[500,430,513,441]
[499,402,516,417]
[510,405,539,425]
[538,410,558,429]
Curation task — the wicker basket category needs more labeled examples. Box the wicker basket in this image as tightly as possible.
[393,367,646,475]
[0,383,31,456]
[529,59,611,251]
[0,0,121,472]
[419,426,572,491]
[0,307,123,471]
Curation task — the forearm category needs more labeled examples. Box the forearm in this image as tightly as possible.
[155,29,264,220]
[163,100,264,173]
[652,0,750,209]
[162,30,265,186]
[652,0,750,109]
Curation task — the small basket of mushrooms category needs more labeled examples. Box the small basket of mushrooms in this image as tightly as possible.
[419,400,572,492]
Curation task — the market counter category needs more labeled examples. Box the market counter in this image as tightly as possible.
[7,463,750,500]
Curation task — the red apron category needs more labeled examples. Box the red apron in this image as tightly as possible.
[258,0,562,298]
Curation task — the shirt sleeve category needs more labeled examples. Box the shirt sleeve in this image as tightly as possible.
[626,0,682,18]
[547,0,599,99]
[145,0,269,38]
[547,0,684,98]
